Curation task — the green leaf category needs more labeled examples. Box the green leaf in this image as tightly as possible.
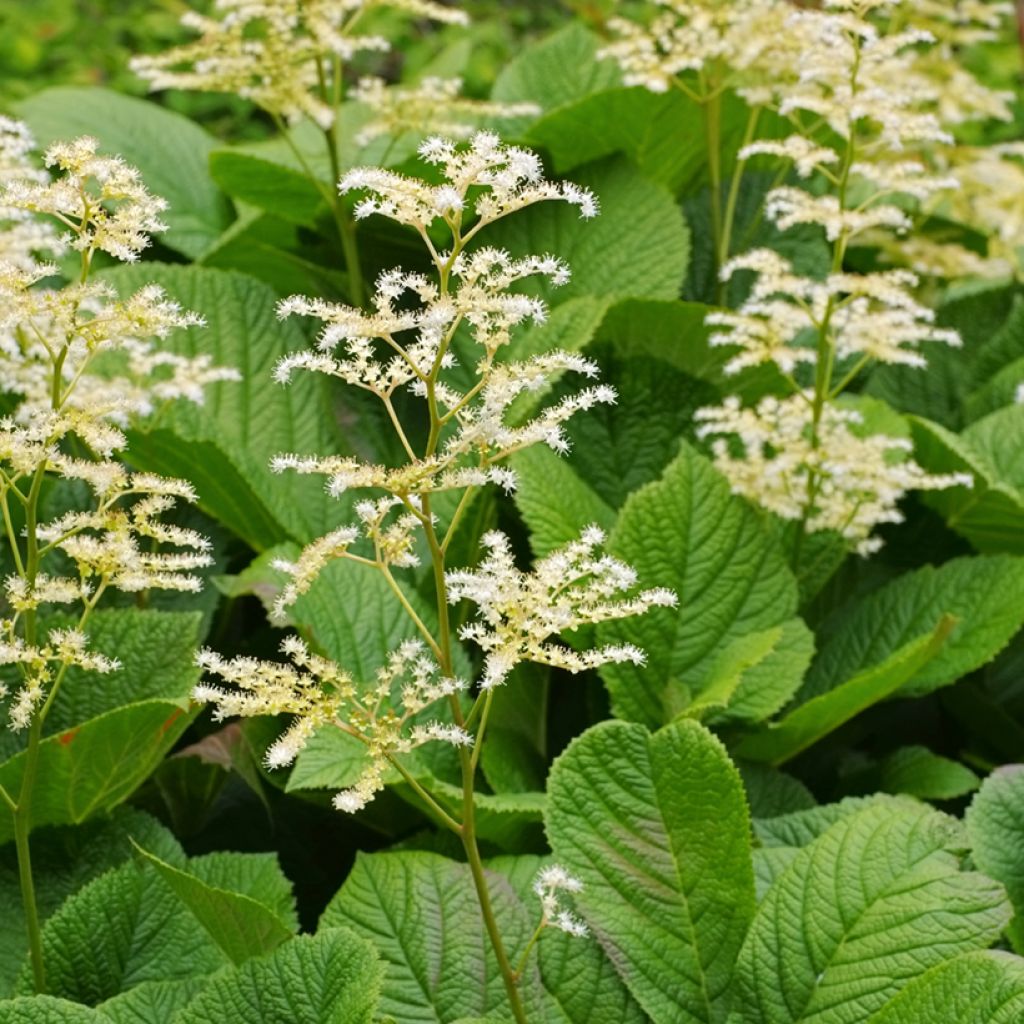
[491,23,620,114]
[32,855,227,1004]
[598,443,798,727]
[132,844,296,965]
[319,851,547,1023]
[15,87,232,259]
[738,763,816,819]
[210,151,327,227]
[910,413,1024,554]
[0,610,201,843]
[96,978,208,1024]
[736,617,955,766]
[878,746,980,800]
[487,157,690,303]
[101,264,343,549]
[735,798,1011,1024]
[752,796,881,849]
[546,719,755,1024]
[0,997,99,1023]
[0,810,179,996]
[865,952,1024,1024]
[801,555,1024,701]
[967,765,1024,952]
[490,854,650,1024]
[174,929,382,1024]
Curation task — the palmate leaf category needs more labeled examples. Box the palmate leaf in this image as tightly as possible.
[546,719,755,1024]
[735,798,1010,1024]
[597,443,798,727]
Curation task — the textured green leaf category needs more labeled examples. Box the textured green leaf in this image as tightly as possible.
[491,854,649,1024]
[174,929,382,1024]
[487,157,690,303]
[210,152,326,227]
[737,618,954,766]
[546,719,755,1024]
[598,443,797,727]
[319,851,547,1023]
[865,952,1024,1024]
[878,746,980,800]
[133,845,295,965]
[15,87,232,259]
[911,414,1024,554]
[96,978,208,1024]
[736,799,1010,1024]
[102,264,342,549]
[0,996,99,1023]
[967,765,1024,952]
[32,855,227,1004]
[0,810,179,996]
[802,556,1024,701]
[738,763,815,819]
[752,797,880,849]
[491,23,620,115]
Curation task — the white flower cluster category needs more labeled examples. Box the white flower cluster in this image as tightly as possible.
[532,864,588,938]
[195,636,469,813]
[0,117,62,270]
[131,0,469,130]
[447,528,677,689]
[352,76,539,147]
[0,124,235,733]
[696,396,972,555]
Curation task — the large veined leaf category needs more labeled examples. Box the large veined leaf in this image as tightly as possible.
[210,151,328,228]
[0,809,179,996]
[546,719,755,1024]
[15,87,232,259]
[597,443,798,726]
[133,845,297,965]
[865,952,1024,1024]
[319,851,547,1023]
[174,930,381,1024]
[29,854,227,1004]
[800,555,1024,702]
[486,157,690,304]
[101,264,343,549]
[910,411,1024,554]
[0,997,99,1023]
[491,854,650,1024]
[0,610,201,843]
[491,23,621,116]
[876,746,980,801]
[737,618,954,766]
[96,978,208,1024]
[966,765,1024,952]
[735,798,1010,1024]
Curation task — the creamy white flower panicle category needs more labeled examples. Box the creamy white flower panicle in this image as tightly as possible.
[194,636,469,813]
[0,132,234,734]
[532,864,588,939]
[352,76,539,146]
[447,528,677,690]
[0,118,62,269]
[131,0,469,129]
[696,396,972,555]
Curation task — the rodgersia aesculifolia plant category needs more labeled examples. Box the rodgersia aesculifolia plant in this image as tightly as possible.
[0,118,236,992]
[192,130,676,1022]
[601,0,1020,559]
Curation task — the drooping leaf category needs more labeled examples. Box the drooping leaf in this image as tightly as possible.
[16,87,232,259]
[801,555,1024,701]
[737,617,955,766]
[735,798,1010,1024]
[546,719,755,1024]
[877,746,980,801]
[174,929,382,1024]
[598,443,798,727]
[132,845,296,965]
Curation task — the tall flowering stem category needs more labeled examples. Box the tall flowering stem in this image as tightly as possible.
[0,127,234,991]
[194,132,675,1022]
